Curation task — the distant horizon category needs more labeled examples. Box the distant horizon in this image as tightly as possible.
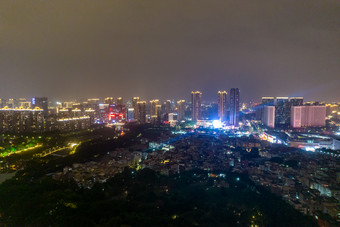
[0,93,339,104]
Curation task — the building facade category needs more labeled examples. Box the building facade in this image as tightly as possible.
[191,91,202,121]
[218,91,228,122]
[264,106,275,128]
[177,100,186,121]
[291,106,326,128]
[136,101,146,124]
[229,88,240,126]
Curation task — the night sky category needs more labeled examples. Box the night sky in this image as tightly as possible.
[1,0,339,102]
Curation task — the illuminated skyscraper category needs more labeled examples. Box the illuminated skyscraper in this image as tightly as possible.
[104,97,115,105]
[275,97,290,126]
[151,104,162,124]
[264,106,275,128]
[326,104,338,117]
[291,106,303,128]
[127,108,134,121]
[260,97,275,122]
[291,106,326,128]
[289,97,303,106]
[288,97,304,127]
[7,99,17,108]
[0,108,44,133]
[149,99,160,116]
[191,91,202,121]
[218,91,228,122]
[165,100,171,114]
[116,97,123,107]
[229,88,240,126]
[32,97,48,116]
[87,98,100,105]
[156,104,161,120]
[136,101,146,124]
[0,99,5,108]
[177,100,186,121]
[132,97,140,120]
[262,97,275,106]
[20,101,31,109]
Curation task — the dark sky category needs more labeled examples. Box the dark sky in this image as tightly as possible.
[1,0,339,102]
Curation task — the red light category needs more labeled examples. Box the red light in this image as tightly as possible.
[109,114,116,120]
[119,114,123,117]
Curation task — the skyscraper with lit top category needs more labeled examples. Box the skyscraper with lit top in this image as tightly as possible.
[136,101,146,124]
[116,97,123,107]
[218,91,228,122]
[132,97,140,120]
[275,97,290,126]
[32,97,48,116]
[191,91,202,121]
[104,97,115,105]
[229,88,240,126]
[149,99,160,116]
[177,100,186,121]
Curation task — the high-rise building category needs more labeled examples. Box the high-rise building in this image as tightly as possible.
[259,97,275,122]
[291,106,326,128]
[156,104,161,122]
[32,97,48,116]
[63,102,75,109]
[262,97,275,106]
[104,97,115,105]
[275,97,303,127]
[288,97,304,127]
[17,98,27,106]
[0,107,45,133]
[168,113,176,121]
[151,104,162,124]
[19,101,31,109]
[191,91,202,121]
[87,98,100,105]
[264,106,275,128]
[7,99,17,108]
[149,99,160,116]
[177,100,186,121]
[326,104,339,116]
[127,108,134,121]
[116,97,123,107]
[136,101,146,124]
[132,97,140,120]
[165,100,171,114]
[275,97,290,126]
[218,91,228,122]
[291,106,303,128]
[229,88,240,126]
[289,97,303,106]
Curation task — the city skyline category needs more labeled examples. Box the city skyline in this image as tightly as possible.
[0,1,339,226]
[1,93,339,105]
[1,0,339,102]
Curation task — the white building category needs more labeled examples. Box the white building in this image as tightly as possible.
[264,106,275,128]
[291,106,326,128]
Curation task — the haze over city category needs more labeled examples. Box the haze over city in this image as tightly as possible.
[0,1,340,226]
[1,0,339,101]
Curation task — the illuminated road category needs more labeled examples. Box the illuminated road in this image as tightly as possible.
[0,145,43,157]
[40,146,71,157]
[40,142,81,157]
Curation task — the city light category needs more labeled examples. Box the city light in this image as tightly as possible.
[0,2,339,225]
[212,120,222,129]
